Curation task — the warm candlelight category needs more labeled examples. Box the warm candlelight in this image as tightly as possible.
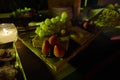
[0,23,18,44]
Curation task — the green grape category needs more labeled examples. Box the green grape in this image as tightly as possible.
[107,4,115,9]
[41,24,49,31]
[17,9,21,12]
[28,8,31,11]
[12,11,15,15]
[39,22,45,27]
[38,29,46,37]
[55,16,60,21]
[60,18,66,23]
[61,29,66,35]
[95,8,120,27]
[51,18,58,24]
[61,12,68,19]
[24,7,28,10]
[35,27,47,37]
[24,7,31,11]
[45,18,51,25]
[35,27,41,35]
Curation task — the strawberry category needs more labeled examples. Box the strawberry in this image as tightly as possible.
[48,35,60,46]
[54,45,65,58]
[42,40,52,55]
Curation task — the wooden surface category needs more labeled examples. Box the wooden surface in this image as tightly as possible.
[18,27,101,72]
[16,31,120,80]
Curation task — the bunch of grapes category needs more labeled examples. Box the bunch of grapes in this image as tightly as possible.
[95,8,120,28]
[11,7,31,17]
[35,12,69,38]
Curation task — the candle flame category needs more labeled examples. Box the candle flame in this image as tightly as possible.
[3,28,9,35]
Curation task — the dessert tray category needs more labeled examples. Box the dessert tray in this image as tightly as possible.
[0,42,26,80]
[18,26,101,72]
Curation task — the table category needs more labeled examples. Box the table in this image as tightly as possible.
[15,31,120,80]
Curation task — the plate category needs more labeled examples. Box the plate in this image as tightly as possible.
[18,27,101,71]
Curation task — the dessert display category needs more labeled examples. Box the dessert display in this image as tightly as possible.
[32,12,82,58]
[10,7,49,32]
[11,7,38,18]
[81,20,97,33]
[0,43,25,80]
[93,4,120,28]
[19,12,100,71]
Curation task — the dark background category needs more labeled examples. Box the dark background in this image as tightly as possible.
[0,0,48,13]
[0,0,119,13]
[0,0,99,13]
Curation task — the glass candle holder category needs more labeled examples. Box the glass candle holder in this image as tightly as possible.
[0,23,18,44]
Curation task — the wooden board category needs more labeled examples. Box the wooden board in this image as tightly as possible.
[18,27,101,71]
[13,42,27,80]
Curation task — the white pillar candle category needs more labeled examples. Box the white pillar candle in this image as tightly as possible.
[0,23,18,44]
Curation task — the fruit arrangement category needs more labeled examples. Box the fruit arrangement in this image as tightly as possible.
[34,12,72,58]
[82,20,97,33]
[94,5,120,28]
[42,35,67,58]
[11,7,38,18]
[35,12,72,38]
[32,12,87,58]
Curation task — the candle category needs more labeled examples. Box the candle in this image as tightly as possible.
[0,23,18,44]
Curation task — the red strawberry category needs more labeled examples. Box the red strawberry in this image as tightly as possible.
[49,35,60,46]
[54,45,65,58]
[42,40,52,55]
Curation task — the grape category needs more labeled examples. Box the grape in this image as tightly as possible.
[36,27,53,37]
[21,9,25,12]
[12,11,15,15]
[39,29,46,37]
[61,29,66,35]
[24,7,31,11]
[60,18,66,23]
[41,24,49,31]
[27,8,31,11]
[17,9,21,12]
[51,18,58,24]
[61,12,68,19]
[95,8,120,27]
[45,18,51,25]
[35,27,41,35]
[35,27,48,37]
[35,11,70,37]
[24,7,28,10]
[55,16,60,21]
[107,4,115,9]
[39,22,45,27]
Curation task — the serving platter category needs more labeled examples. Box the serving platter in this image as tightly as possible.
[18,26,101,72]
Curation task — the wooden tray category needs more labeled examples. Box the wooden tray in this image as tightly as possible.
[13,42,27,80]
[18,27,101,71]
